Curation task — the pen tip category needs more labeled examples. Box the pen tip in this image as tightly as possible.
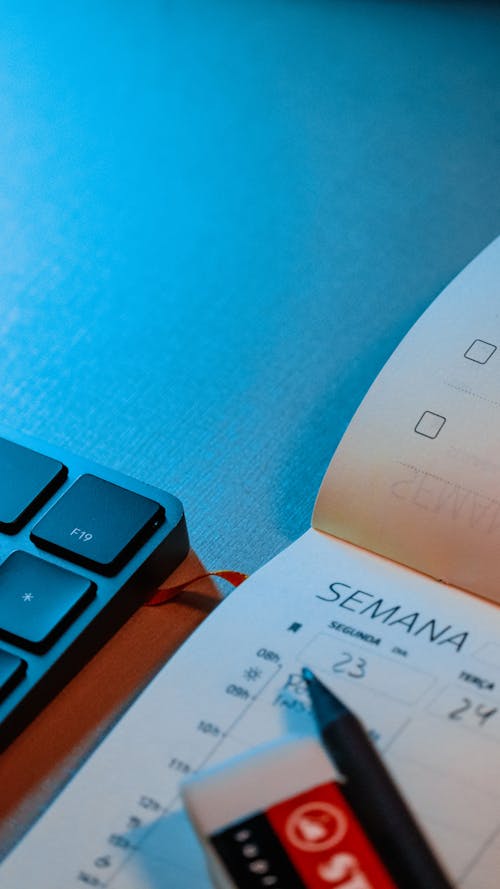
[302,666,315,683]
[302,666,349,725]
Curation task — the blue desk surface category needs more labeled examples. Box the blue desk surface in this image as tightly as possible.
[0,0,499,855]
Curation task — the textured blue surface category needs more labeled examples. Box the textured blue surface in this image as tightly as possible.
[0,0,499,576]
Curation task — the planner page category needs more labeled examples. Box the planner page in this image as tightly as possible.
[314,237,500,604]
[1,529,498,888]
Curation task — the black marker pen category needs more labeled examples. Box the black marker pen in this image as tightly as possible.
[302,667,454,889]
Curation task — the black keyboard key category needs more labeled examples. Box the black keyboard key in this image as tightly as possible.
[0,552,95,653]
[31,474,165,575]
[0,649,27,703]
[0,438,67,533]
[0,428,188,750]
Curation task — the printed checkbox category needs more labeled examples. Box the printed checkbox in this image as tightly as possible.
[414,411,446,439]
[464,339,497,364]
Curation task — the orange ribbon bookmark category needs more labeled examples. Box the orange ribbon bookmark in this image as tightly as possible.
[145,570,248,606]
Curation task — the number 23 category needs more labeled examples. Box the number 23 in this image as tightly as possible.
[332,651,367,679]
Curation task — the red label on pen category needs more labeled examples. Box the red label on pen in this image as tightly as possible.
[266,781,398,889]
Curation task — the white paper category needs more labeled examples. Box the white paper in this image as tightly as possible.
[1,530,499,889]
[314,237,500,604]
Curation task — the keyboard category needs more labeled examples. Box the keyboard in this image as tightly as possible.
[0,427,189,750]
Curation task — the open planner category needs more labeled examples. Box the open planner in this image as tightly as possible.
[1,239,500,888]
